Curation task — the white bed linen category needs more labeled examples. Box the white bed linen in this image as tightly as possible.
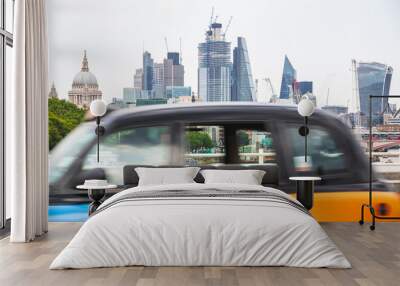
[50,183,351,269]
[200,169,265,185]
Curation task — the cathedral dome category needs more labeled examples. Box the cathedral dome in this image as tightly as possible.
[72,50,98,87]
[72,71,98,86]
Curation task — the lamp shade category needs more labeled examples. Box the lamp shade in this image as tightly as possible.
[90,99,107,117]
[297,95,315,117]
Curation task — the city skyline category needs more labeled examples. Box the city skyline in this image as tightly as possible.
[47,0,400,109]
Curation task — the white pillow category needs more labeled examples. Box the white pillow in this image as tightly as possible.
[135,167,200,186]
[200,169,266,185]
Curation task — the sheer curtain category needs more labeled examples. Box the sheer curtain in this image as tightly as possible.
[9,0,49,242]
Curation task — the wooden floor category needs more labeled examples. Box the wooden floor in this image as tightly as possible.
[0,222,399,286]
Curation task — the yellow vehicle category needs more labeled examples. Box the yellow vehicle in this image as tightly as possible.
[293,191,400,222]
[50,103,400,222]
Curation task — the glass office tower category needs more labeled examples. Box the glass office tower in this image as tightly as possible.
[355,61,393,123]
[164,56,184,88]
[279,55,297,99]
[143,51,154,91]
[298,81,313,96]
[198,22,232,102]
[231,37,256,101]
[167,52,180,65]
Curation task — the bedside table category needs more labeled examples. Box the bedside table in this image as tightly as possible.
[77,184,117,215]
[289,176,321,210]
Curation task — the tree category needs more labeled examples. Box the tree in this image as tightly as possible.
[186,131,214,152]
[48,98,85,149]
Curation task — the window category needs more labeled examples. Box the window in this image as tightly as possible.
[184,124,275,166]
[184,125,225,166]
[82,126,172,185]
[1,0,13,229]
[286,125,346,175]
[236,129,275,164]
[49,123,96,184]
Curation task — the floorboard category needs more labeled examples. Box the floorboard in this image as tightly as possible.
[0,222,399,286]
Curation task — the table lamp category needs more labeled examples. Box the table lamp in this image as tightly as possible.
[89,99,107,163]
[297,95,315,162]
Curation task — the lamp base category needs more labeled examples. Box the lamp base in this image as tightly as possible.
[296,180,314,210]
[88,189,106,215]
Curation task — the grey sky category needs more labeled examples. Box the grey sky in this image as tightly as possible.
[47,0,400,109]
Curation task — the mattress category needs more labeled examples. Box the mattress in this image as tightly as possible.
[50,183,351,269]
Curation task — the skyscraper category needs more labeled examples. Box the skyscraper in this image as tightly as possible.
[133,68,143,89]
[167,52,180,65]
[143,51,154,91]
[231,37,256,101]
[153,62,165,97]
[279,55,297,99]
[198,22,232,102]
[298,81,313,96]
[150,53,185,98]
[131,51,186,100]
[354,60,393,123]
[164,56,184,88]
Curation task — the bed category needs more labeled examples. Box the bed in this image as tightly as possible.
[50,166,351,269]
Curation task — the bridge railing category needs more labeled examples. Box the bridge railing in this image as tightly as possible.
[185,150,276,164]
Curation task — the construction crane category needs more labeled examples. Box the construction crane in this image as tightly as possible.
[179,37,182,64]
[223,16,233,39]
[164,37,169,53]
[326,88,330,106]
[209,7,214,26]
[255,79,259,102]
[263,78,277,103]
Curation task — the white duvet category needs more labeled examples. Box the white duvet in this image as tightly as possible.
[50,183,351,269]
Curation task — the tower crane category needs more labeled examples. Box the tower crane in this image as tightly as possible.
[209,7,214,26]
[326,88,330,106]
[223,16,233,39]
[255,79,259,102]
[263,78,277,103]
[164,37,169,53]
[179,37,182,64]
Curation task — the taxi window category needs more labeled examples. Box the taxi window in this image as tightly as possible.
[286,125,346,174]
[236,129,276,164]
[184,125,225,166]
[82,125,172,184]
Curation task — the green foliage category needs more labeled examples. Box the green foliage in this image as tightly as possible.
[48,97,85,149]
[186,131,214,152]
